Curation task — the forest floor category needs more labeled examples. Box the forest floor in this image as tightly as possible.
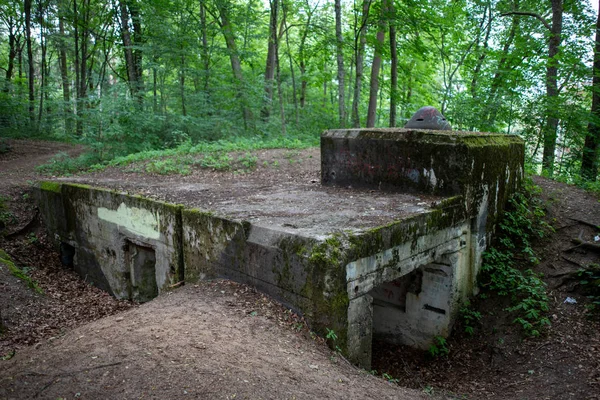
[0,138,599,400]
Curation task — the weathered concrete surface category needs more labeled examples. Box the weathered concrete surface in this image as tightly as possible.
[36,130,524,368]
[36,182,183,301]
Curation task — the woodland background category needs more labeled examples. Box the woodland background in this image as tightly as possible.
[1,0,600,184]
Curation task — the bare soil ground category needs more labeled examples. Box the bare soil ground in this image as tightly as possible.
[0,139,599,400]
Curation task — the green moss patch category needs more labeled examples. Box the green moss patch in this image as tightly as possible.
[0,249,43,294]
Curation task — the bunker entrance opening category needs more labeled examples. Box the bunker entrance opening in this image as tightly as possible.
[369,268,423,347]
[368,261,454,351]
[124,241,158,302]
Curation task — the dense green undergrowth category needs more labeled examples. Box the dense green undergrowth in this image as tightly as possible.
[476,178,554,337]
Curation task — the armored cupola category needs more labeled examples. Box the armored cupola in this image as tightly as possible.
[404,106,451,130]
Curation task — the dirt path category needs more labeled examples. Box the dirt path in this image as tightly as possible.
[0,139,84,187]
[0,281,423,400]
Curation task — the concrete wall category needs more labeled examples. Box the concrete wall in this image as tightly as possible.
[36,183,183,301]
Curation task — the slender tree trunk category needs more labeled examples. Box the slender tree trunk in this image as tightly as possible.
[298,0,316,109]
[261,0,279,120]
[282,2,299,125]
[215,0,252,130]
[335,0,346,127]
[541,0,563,176]
[276,42,286,135]
[389,2,397,127]
[352,0,370,127]
[470,3,492,100]
[366,0,387,128]
[130,1,143,100]
[58,14,73,135]
[24,0,35,123]
[4,17,16,87]
[153,66,158,113]
[38,0,47,125]
[180,54,186,116]
[485,10,518,128]
[581,5,600,181]
[119,0,139,101]
[200,1,210,94]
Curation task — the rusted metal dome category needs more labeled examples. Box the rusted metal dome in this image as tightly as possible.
[404,106,451,130]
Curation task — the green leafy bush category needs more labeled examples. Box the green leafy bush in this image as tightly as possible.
[478,179,553,337]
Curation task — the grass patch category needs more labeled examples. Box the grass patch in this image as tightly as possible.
[35,134,318,176]
[0,249,43,294]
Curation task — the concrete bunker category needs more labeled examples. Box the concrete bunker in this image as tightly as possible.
[36,127,524,369]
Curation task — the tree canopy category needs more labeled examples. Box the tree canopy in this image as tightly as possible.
[1,0,599,182]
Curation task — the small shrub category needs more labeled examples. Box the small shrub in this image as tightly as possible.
[460,302,482,335]
[428,336,449,358]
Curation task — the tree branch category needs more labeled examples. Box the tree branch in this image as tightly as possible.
[501,11,551,31]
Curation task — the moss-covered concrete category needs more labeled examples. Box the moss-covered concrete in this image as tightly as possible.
[36,182,183,301]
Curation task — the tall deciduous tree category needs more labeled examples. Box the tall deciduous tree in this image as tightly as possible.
[581,4,600,181]
[366,0,387,128]
[24,0,34,123]
[335,0,345,127]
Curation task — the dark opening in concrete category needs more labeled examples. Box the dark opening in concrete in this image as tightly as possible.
[125,241,158,302]
[60,242,75,268]
[369,268,423,345]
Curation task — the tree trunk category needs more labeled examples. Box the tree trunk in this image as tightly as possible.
[276,40,286,135]
[58,13,73,135]
[200,1,210,94]
[335,0,346,127]
[24,0,35,123]
[485,10,518,128]
[4,16,16,87]
[581,5,600,181]
[282,2,299,125]
[366,0,387,128]
[541,0,563,176]
[389,2,397,127]
[180,54,186,116]
[119,0,139,101]
[38,0,47,125]
[352,0,370,128]
[215,0,252,130]
[130,1,143,99]
[470,3,492,100]
[261,0,279,120]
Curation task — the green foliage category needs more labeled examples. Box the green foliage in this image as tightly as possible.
[36,152,102,176]
[460,301,482,335]
[381,372,399,384]
[325,327,342,353]
[428,336,449,358]
[0,249,43,294]
[479,180,552,337]
[577,264,600,314]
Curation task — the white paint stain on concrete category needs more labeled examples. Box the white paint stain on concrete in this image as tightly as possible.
[98,203,160,239]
